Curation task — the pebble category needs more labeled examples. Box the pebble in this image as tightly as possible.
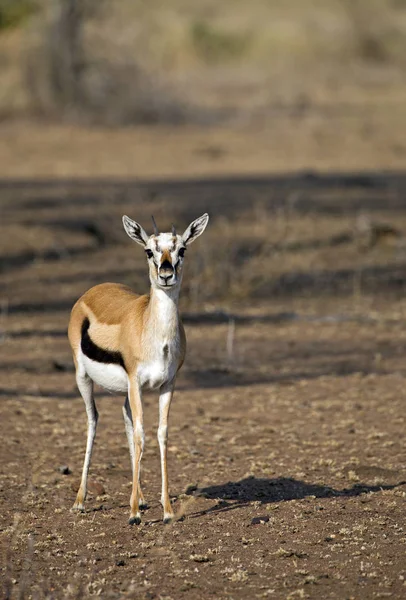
[251,515,270,525]
[58,465,71,475]
[185,483,198,495]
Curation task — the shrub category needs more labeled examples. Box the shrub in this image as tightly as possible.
[0,0,37,31]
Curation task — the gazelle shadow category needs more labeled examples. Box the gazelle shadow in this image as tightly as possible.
[187,475,406,518]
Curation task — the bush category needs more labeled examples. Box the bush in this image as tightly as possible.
[25,0,203,125]
[0,0,37,31]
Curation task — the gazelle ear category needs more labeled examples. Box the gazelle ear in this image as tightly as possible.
[122,215,149,246]
[182,213,209,246]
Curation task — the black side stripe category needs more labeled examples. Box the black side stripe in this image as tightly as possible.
[81,318,126,371]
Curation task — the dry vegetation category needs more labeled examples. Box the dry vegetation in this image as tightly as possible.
[1,0,406,122]
[1,1,406,179]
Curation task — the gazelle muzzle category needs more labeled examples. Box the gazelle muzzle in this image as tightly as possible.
[159,259,175,286]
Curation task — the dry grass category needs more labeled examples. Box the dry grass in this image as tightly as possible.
[182,208,406,305]
[2,177,406,315]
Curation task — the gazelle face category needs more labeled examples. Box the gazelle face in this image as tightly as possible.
[145,232,186,289]
[122,214,209,291]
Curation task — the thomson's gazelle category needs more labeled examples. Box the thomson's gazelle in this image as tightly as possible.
[68,213,209,524]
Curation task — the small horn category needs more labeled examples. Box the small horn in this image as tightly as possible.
[172,223,177,236]
[151,215,159,236]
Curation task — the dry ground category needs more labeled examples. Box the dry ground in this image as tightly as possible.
[1,173,406,599]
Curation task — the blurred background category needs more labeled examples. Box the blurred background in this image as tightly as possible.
[1,0,406,176]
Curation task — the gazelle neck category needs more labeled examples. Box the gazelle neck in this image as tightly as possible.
[147,285,180,336]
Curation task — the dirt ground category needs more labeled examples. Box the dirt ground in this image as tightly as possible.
[1,167,406,600]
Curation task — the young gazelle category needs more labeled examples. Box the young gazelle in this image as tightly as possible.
[68,213,209,524]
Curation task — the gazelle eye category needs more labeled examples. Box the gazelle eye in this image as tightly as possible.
[178,247,186,258]
[145,249,153,259]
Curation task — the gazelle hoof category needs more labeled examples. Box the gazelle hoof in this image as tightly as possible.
[71,503,85,513]
[128,515,141,526]
[139,501,148,510]
[163,514,174,525]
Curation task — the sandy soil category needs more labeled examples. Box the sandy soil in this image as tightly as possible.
[1,170,406,599]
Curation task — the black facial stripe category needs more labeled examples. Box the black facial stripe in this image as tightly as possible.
[146,251,158,268]
[148,257,159,268]
[81,318,126,371]
[174,257,184,270]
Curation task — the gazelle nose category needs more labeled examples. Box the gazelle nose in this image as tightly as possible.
[159,260,174,284]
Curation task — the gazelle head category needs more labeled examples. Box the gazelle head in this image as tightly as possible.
[122,213,209,290]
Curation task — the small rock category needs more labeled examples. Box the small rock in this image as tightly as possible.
[58,465,71,475]
[185,483,198,495]
[190,554,210,563]
[116,560,125,567]
[251,515,270,525]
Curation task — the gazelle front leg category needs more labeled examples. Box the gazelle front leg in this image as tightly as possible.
[128,379,144,525]
[158,379,176,524]
[122,395,147,509]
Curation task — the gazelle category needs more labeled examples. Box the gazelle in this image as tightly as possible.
[68,213,209,524]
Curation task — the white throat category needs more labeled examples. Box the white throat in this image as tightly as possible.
[138,284,181,389]
[148,285,180,335]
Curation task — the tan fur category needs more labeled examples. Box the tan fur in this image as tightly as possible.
[160,248,172,265]
[68,283,187,375]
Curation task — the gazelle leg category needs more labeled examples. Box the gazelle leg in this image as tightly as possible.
[72,370,97,511]
[128,380,144,525]
[158,379,175,523]
[122,395,147,509]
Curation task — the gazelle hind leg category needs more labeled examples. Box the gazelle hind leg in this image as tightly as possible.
[72,369,97,511]
[122,396,147,509]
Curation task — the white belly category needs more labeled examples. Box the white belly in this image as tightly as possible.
[79,340,178,393]
[82,355,128,393]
